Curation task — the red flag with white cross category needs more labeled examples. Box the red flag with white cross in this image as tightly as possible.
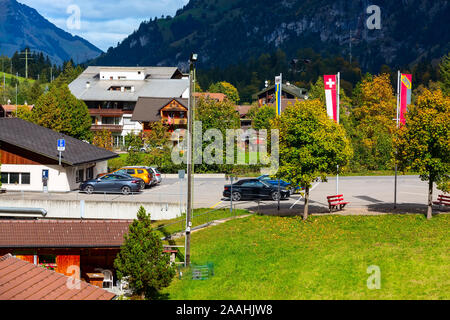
[323,75,338,122]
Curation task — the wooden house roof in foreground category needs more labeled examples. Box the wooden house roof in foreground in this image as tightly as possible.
[0,219,133,248]
[0,254,116,300]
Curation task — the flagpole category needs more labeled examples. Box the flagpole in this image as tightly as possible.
[336,72,340,195]
[278,73,282,212]
[394,70,400,209]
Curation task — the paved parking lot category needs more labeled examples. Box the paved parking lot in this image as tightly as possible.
[1,175,445,215]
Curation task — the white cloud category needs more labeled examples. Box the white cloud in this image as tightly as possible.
[18,0,190,50]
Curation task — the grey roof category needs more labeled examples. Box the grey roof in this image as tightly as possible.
[0,118,118,166]
[131,98,188,122]
[69,66,189,102]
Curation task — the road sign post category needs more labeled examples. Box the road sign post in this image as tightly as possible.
[57,139,65,166]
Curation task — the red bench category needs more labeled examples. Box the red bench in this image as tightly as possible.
[327,194,349,213]
[433,194,450,208]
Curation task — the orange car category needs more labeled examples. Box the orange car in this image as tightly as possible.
[98,167,154,187]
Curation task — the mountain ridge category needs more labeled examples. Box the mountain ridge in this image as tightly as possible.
[0,0,103,65]
[91,0,450,73]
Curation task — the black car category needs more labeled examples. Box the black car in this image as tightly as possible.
[223,179,290,201]
[80,173,143,195]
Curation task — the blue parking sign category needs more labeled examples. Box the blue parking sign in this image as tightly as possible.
[57,139,65,151]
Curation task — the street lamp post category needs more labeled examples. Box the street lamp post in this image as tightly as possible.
[185,53,197,268]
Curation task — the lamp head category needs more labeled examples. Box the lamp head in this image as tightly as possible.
[190,53,198,62]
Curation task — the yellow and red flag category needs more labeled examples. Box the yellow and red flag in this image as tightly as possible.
[399,74,412,126]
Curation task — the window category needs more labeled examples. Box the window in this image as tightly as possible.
[1,172,8,184]
[76,169,84,183]
[126,169,135,175]
[102,117,120,125]
[21,173,30,185]
[86,167,94,180]
[0,172,31,185]
[137,170,144,174]
[9,173,19,184]
[38,255,56,271]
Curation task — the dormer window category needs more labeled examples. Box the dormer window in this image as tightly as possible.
[108,86,133,92]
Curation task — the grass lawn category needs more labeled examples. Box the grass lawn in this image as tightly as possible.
[1,72,35,84]
[163,214,450,300]
[152,208,250,240]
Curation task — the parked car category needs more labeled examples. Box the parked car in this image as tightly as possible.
[146,167,162,186]
[257,175,302,194]
[223,179,290,201]
[98,166,154,188]
[80,174,143,195]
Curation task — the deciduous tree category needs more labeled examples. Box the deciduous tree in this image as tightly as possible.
[273,99,353,220]
[250,104,276,131]
[352,74,397,170]
[394,89,450,219]
[208,81,240,104]
[92,130,113,151]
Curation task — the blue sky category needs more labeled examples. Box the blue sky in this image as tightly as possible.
[19,0,190,52]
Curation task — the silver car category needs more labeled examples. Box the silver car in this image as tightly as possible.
[147,167,162,186]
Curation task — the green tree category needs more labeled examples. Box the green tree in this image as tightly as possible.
[52,61,84,88]
[208,81,240,104]
[114,206,175,299]
[351,74,397,170]
[27,81,44,105]
[194,97,241,173]
[394,89,450,219]
[124,132,144,152]
[142,122,174,169]
[15,106,33,122]
[273,99,353,220]
[30,84,92,141]
[439,52,450,96]
[308,77,325,103]
[250,104,276,131]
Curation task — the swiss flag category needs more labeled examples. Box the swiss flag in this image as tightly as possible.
[323,75,337,122]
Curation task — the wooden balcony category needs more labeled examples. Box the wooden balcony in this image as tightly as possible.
[89,109,125,116]
[163,118,187,125]
[90,124,123,132]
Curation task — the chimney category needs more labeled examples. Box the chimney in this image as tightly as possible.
[86,81,90,89]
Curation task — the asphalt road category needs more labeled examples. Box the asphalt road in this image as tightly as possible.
[1,175,445,215]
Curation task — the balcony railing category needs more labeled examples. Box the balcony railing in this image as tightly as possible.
[163,118,187,125]
[89,109,125,116]
[91,124,123,132]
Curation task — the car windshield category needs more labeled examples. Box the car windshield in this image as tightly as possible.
[259,175,270,180]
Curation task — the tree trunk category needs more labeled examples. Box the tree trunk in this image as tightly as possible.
[427,179,433,220]
[303,186,310,221]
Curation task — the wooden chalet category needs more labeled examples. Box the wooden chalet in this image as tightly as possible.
[0,219,132,289]
[131,97,188,140]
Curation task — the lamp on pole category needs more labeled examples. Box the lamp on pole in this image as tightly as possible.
[185,53,197,268]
